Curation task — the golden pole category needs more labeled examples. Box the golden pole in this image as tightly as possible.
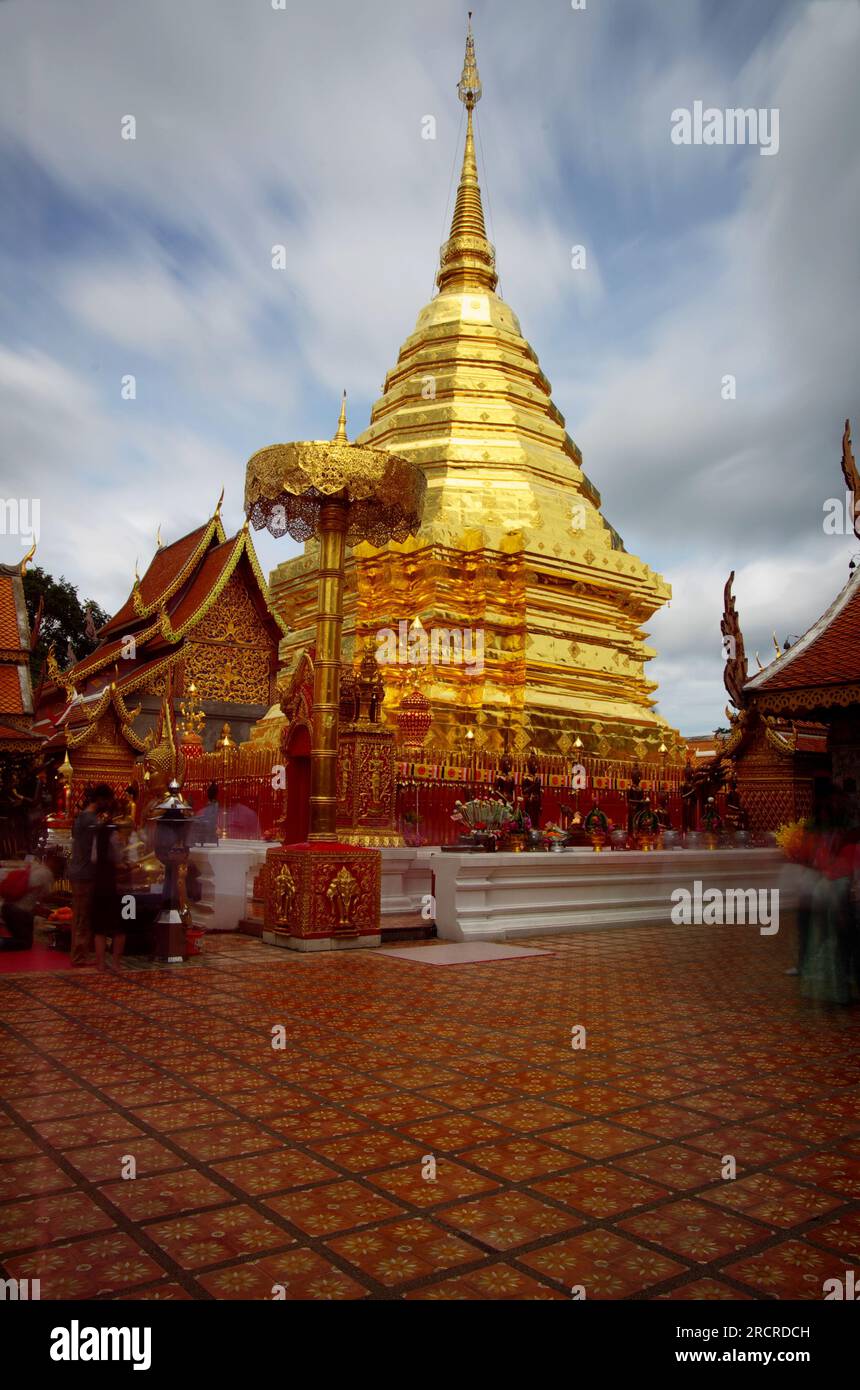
[309,495,349,841]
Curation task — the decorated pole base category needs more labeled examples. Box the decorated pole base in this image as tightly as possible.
[262,843,382,951]
[154,910,187,964]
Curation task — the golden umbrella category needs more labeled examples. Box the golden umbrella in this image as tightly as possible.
[243,401,426,947]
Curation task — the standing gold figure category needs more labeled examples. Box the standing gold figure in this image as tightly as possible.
[326,867,359,930]
[274,863,297,926]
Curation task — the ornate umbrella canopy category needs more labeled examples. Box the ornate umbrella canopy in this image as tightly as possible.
[244,436,426,547]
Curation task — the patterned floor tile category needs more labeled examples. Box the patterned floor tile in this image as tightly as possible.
[211,1148,340,1195]
[618,1197,769,1262]
[327,1216,478,1287]
[804,1211,860,1261]
[170,1123,283,1163]
[773,1152,860,1199]
[700,1173,845,1227]
[656,1277,752,1300]
[543,1120,656,1159]
[369,1157,500,1209]
[308,1130,428,1174]
[65,1137,185,1185]
[0,1127,43,1160]
[684,1125,804,1166]
[2,1231,165,1298]
[32,1113,147,1149]
[196,1249,368,1299]
[0,1155,75,1201]
[609,1104,711,1140]
[613,1143,726,1192]
[145,1204,294,1270]
[100,1169,232,1222]
[477,1099,573,1132]
[532,1163,669,1218]
[1,927,858,1301]
[464,1137,576,1182]
[418,1080,518,1111]
[129,1100,234,1132]
[9,1089,111,1122]
[722,1239,851,1299]
[399,1113,510,1151]
[0,1190,116,1255]
[265,1179,406,1236]
[404,1264,567,1299]
[439,1190,582,1251]
[520,1228,686,1298]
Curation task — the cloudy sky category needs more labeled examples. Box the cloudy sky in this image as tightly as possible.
[1,0,858,734]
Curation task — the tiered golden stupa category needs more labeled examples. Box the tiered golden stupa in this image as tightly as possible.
[271,21,675,760]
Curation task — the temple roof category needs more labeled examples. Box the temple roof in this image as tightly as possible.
[37,515,286,737]
[745,568,860,710]
[98,516,225,639]
[0,559,35,721]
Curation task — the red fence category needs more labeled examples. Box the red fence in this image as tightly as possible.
[175,746,722,846]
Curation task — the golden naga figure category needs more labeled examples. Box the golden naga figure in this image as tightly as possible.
[326,867,359,930]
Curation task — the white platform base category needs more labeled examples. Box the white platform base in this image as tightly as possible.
[191,840,270,932]
[429,847,797,941]
[379,846,435,917]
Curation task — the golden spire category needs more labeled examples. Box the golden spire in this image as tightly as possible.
[437,15,498,295]
[332,391,349,443]
[20,540,36,575]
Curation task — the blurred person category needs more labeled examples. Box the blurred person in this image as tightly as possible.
[68,783,112,967]
[0,856,53,951]
[191,781,219,845]
[91,805,127,974]
[801,788,858,1005]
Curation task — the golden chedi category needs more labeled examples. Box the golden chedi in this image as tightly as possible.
[270,21,675,760]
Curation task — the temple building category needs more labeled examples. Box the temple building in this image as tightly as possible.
[743,569,860,799]
[711,421,859,830]
[34,502,285,807]
[0,551,43,836]
[270,26,677,762]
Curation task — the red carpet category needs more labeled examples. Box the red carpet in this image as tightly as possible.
[0,944,70,973]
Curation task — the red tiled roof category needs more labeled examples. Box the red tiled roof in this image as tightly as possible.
[0,720,39,743]
[98,523,213,638]
[66,636,130,684]
[746,571,860,694]
[0,577,22,648]
[0,665,23,714]
[167,538,239,632]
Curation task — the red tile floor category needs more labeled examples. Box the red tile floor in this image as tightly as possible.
[0,925,858,1300]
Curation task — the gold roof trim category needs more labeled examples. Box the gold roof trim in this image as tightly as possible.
[114,514,227,630]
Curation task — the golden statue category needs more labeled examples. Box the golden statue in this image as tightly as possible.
[326,867,359,930]
[274,863,297,926]
[215,722,237,752]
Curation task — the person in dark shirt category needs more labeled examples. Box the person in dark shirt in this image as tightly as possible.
[91,815,127,973]
[68,784,112,967]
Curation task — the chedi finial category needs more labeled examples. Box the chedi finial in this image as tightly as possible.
[437,14,497,294]
[458,13,482,111]
[332,391,349,444]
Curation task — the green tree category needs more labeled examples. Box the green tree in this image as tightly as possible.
[23,567,111,690]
